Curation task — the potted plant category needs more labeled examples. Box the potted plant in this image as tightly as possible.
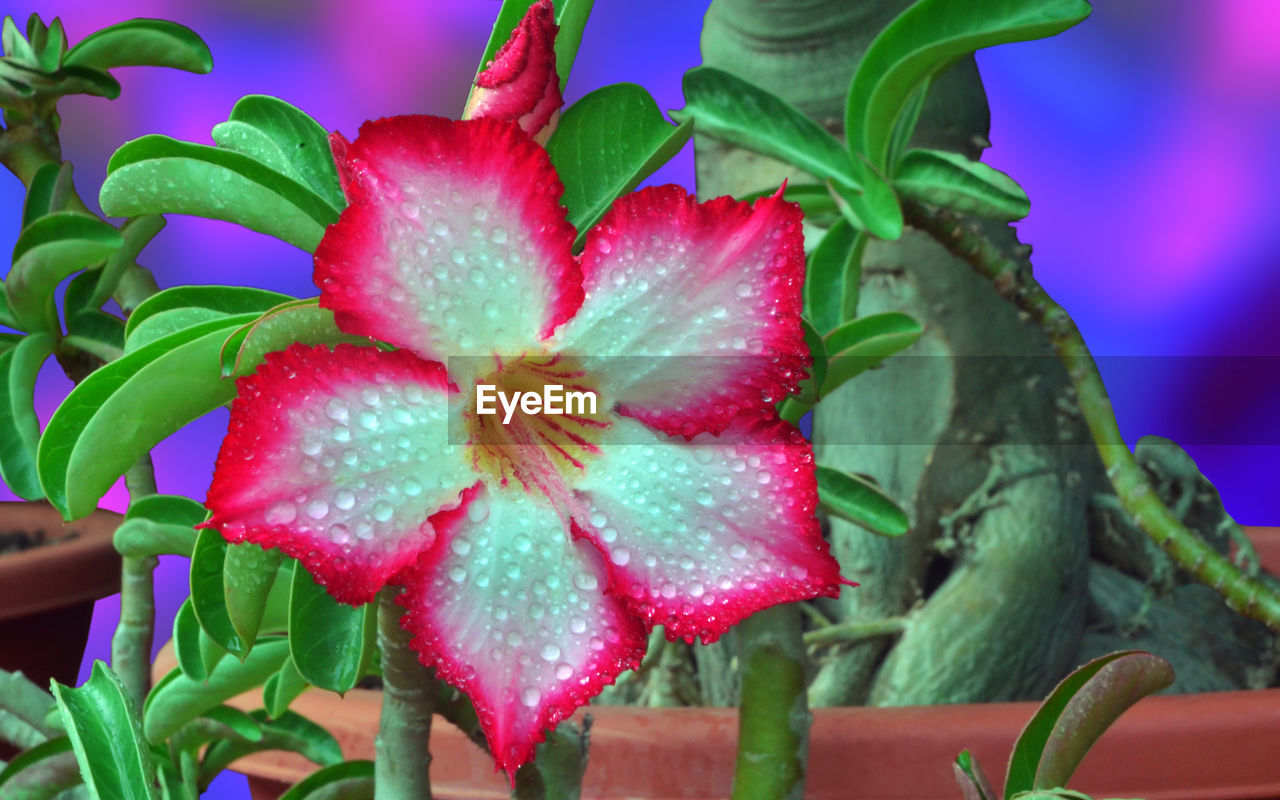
[2,2,1278,800]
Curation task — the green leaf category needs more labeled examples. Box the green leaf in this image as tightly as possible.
[199,709,342,787]
[219,297,368,378]
[125,286,292,342]
[100,136,339,252]
[0,332,54,500]
[190,527,247,658]
[546,82,692,249]
[21,162,73,229]
[0,291,20,330]
[2,16,37,65]
[113,494,206,558]
[37,314,256,519]
[278,760,374,800]
[225,543,284,646]
[50,64,121,100]
[675,67,862,190]
[214,95,346,211]
[52,661,159,800]
[895,148,1029,220]
[169,706,263,757]
[804,218,866,335]
[5,211,122,333]
[124,307,233,353]
[827,170,903,241]
[34,16,66,73]
[263,657,309,719]
[815,466,909,537]
[289,567,376,693]
[847,0,1091,169]
[1005,651,1174,796]
[143,639,291,743]
[552,0,595,90]
[0,734,80,799]
[64,18,212,73]
[173,598,211,682]
[820,311,922,396]
[886,79,931,175]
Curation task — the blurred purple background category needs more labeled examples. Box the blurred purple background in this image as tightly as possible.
[2,2,1278,796]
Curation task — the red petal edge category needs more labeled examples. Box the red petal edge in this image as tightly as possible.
[465,0,563,138]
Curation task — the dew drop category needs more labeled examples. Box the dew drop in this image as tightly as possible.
[610,546,631,566]
[729,542,748,559]
[540,643,561,662]
[520,687,541,707]
[448,565,467,583]
[555,663,574,681]
[266,501,296,525]
[451,537,472,556]
[373,501,394,523]
[467,499,490,523]
[574,571,599,591]
[695,489,714,507]
[305,499,330,520]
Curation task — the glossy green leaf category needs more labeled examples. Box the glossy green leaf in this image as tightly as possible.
[52,661,158,800]
[815,466,909,537]
[190,527,246,658]
[126,307,233,353]
[263,656,309,719]
[173,598,210,682]
[0,291,20,330]
[125,286,292,342]
[225,543,284,646]
[199,709,342,787]
[142,639,290,743]
[33,16,66,73]
[5,212,121,332]
[37,314,255,519]
[21,162,73,229]
[100,136,339,252]
[820,311,922,396]
[804,218,866,335]
[113,493,206,558]
[0,333,53,499]
[64,18,212,73]
[278,760,374,800]
[827,169,903,241]
[847,0,1091,169]
[0,735,80,799]
[1005,651,1173,796]
[219,297,367,378]
[886,79,931,175]
[675,67,861,190]
[895,148,1029,220]
[214,95,345,211]
[546,82,692,248]
[289,567,376,693]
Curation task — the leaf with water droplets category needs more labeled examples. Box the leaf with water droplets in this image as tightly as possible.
[546,82,691,250]
[288,566,375,693]
[190,527,247,658]
[100,135,339,252]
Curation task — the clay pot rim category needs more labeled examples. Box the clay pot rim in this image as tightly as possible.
[0,501,123,620]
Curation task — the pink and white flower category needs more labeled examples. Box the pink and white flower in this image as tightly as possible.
[204,98,846,780]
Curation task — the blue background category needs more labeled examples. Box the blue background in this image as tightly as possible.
[3,2,1278,796]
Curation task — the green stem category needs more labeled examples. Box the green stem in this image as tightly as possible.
[375,588,435,799]
[111,456,159,709]
[905,202,1280,632]
[802,615,906,648]
[731,603,810,800]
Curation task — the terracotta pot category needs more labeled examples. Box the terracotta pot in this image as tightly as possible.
[210,527,1280,800]
[0,502,122,689]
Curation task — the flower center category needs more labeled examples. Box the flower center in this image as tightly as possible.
[464,354,608,496]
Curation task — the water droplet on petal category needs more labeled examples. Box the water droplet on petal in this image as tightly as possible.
[521,687,541,707]
[266,501,296,525]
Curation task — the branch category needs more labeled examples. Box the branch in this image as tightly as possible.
[904,201,1280,632]
[375,588,435,799]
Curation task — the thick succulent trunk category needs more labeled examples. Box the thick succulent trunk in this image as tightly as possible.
[696,0,1097,707]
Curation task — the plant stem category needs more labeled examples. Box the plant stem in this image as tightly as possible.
[375,587,435,799]
[904,201,1280,632]
[731,603,810,800]
[803,615,906,648]
[110,456,159,709]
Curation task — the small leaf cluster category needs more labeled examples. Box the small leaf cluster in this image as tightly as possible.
[673,0,1090,539]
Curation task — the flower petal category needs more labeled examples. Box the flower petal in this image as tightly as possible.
[315,115,582,366]
[463,0,563,143]
[204,343,475,604]
[552,184,808,438]
[572,415,847,644]
[397,483,645,780]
